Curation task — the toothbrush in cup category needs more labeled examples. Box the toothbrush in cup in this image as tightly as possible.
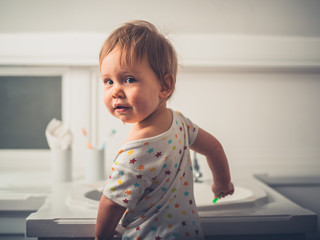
[100,129,117,150]
[81,127,93,149]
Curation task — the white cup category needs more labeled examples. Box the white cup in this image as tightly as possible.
[51,150,72,182]
[85,149,105,182]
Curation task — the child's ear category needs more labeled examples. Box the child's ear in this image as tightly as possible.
[160,74,174,99]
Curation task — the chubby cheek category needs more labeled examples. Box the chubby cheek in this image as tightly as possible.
[132,91,159,114]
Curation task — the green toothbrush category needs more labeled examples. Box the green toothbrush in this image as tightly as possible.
[213,193,221,204]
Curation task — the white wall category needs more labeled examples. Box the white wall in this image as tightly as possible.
[96,67,320,179]
[1,0,320,37]
[1,0,320,179]
[170,70,320,178]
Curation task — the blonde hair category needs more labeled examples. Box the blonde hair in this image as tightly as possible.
[99,20,177,98]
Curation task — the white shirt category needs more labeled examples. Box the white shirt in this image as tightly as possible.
[103,110,204,240]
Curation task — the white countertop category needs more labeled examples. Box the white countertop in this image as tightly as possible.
[26,182,99,238]
[24,177,317,238]
[0,170,50,212]
[0,168,317,238]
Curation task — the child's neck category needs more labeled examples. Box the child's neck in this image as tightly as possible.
[124,103,172,144]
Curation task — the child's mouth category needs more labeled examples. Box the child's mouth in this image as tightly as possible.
[115,106,128,109]
[114,105,130,112]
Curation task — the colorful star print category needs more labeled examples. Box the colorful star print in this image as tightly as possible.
[128,150,134,155]
[137,165,144,170]
[125,190,131,195]
[103,110,202,239]
[129,158,137,164]
[155,152,162,158]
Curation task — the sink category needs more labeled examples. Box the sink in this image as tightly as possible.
[194,183,250,205]
[194,181,268,211]
[66,183,103,211]
[84,189,102,201]
[71,180,267,212]
[34,178,318,238]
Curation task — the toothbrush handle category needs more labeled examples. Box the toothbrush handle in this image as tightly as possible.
[213,193,221,203]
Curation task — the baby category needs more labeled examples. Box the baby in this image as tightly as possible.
[95,20,234,240]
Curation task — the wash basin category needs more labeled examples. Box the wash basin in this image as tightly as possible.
[194,180,268,210]
[31,178,318,239]
[67,180,267,211]
[84,189,102,201]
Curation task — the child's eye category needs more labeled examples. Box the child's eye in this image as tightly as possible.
[125,77,136,84]
[104,79,113,86]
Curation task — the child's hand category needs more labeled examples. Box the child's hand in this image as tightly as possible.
[212,182,234,199]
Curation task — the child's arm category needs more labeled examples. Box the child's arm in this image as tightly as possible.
[95,195,126,240]
[191,128,234,198]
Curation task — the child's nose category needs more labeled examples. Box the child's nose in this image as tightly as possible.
[112,84,125,98]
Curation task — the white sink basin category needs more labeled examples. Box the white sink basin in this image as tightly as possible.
[67,180,267,211]
[84,189,102,201]
[194,180,267,211]
[29,178,318,238]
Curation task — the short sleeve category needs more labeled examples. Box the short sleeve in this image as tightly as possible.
[103,144,161,209]
[175,111,199,146]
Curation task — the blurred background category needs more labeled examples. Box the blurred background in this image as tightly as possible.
[0,0,320,179]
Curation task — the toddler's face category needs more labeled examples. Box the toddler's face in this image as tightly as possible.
[100,48,163,124]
